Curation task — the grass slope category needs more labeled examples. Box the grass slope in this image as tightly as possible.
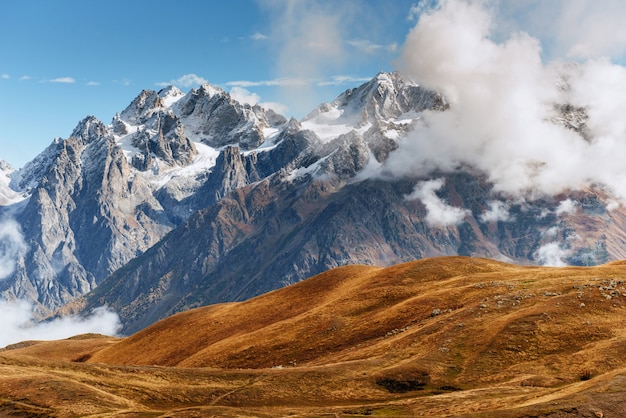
[2,256,626,416]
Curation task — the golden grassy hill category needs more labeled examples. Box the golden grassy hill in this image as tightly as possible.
[3,256,626,417]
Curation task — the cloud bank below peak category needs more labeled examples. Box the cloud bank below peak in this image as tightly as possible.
[382,0,626,204]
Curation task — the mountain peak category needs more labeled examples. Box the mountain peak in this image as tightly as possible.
[120,89,164,125]
[198,83,223,99]
[157,85,185,107]
[70,116,109,144]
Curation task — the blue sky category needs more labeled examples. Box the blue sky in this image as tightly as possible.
[0,0,418,167]
[3,0,626,168]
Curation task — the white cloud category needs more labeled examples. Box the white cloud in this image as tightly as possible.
[347,39,398,54]
[229,86,261,105]
[406,178,469,227]
[228,86,289,115]
[49,77,76,84]
[606,199,621,212]
[225,78,309,88]
[0,219,27,280]
[19,75,30,81]
[534,242,570,267]
[543,226,560,239]
[227,75,373,89]
[554,0,626,60]
[480,201,512,223]
[86,81,100,86]
[157,74,208,89]
[251,32,268,40]
[1,74,9,80]
[555,198,577,216]
[0,301,121,348]
[316,75,372,86]
[381,0,626,204]
[407,0,436,21]
[261,1,353,115]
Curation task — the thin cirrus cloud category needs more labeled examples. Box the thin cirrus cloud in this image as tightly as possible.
[49,77,76,84]
[225,77,308,88]
[316,75,372,86]
[226,75,371,88]
[347,39,398,54]
[1,74,9,80]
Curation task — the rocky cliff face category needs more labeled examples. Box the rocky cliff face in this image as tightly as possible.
[2,71,625,330]
[0,82,286,314]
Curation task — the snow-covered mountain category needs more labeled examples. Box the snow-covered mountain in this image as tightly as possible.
[1,71,624,330]
[0,82,287,313]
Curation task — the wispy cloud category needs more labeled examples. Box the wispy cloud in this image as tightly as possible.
[347,39,398,54]
[86,81,100,86]
[226,75,371,88]
[1,74,9,80]
[407,0,437,21]
[316,75,372,86]
[19,75,30,81]
[250,32,268,41]
[156,73,208,88]
[225,77,308,88]
[49,77,76,84]
[0,300,121,348]
[228,86,288,115]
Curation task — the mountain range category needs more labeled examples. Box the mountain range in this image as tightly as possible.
[1,71,625,332]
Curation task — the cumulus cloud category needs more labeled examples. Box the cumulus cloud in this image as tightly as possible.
[0,301,121,347]
[406,178,469,227]
[480,201,512,223]
[382,0,626,203]
[49,77,76,84]
[555,198,577,216]
[0,219,27,280]
[157,74,208,89]
[534,242,570,267]
[228,86,289,114]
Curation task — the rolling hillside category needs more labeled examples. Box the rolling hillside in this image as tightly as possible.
[3,256,626,416]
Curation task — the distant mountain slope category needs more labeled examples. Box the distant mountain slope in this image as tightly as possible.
[3,71,626,330]
[84,171,626,333]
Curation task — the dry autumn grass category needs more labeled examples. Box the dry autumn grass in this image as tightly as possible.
[3,256,626,416]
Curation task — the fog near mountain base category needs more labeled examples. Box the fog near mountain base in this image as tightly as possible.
[386,0,626,204]
[0,300,121,348]
[406,178,469,227]
[0,218,27,280]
